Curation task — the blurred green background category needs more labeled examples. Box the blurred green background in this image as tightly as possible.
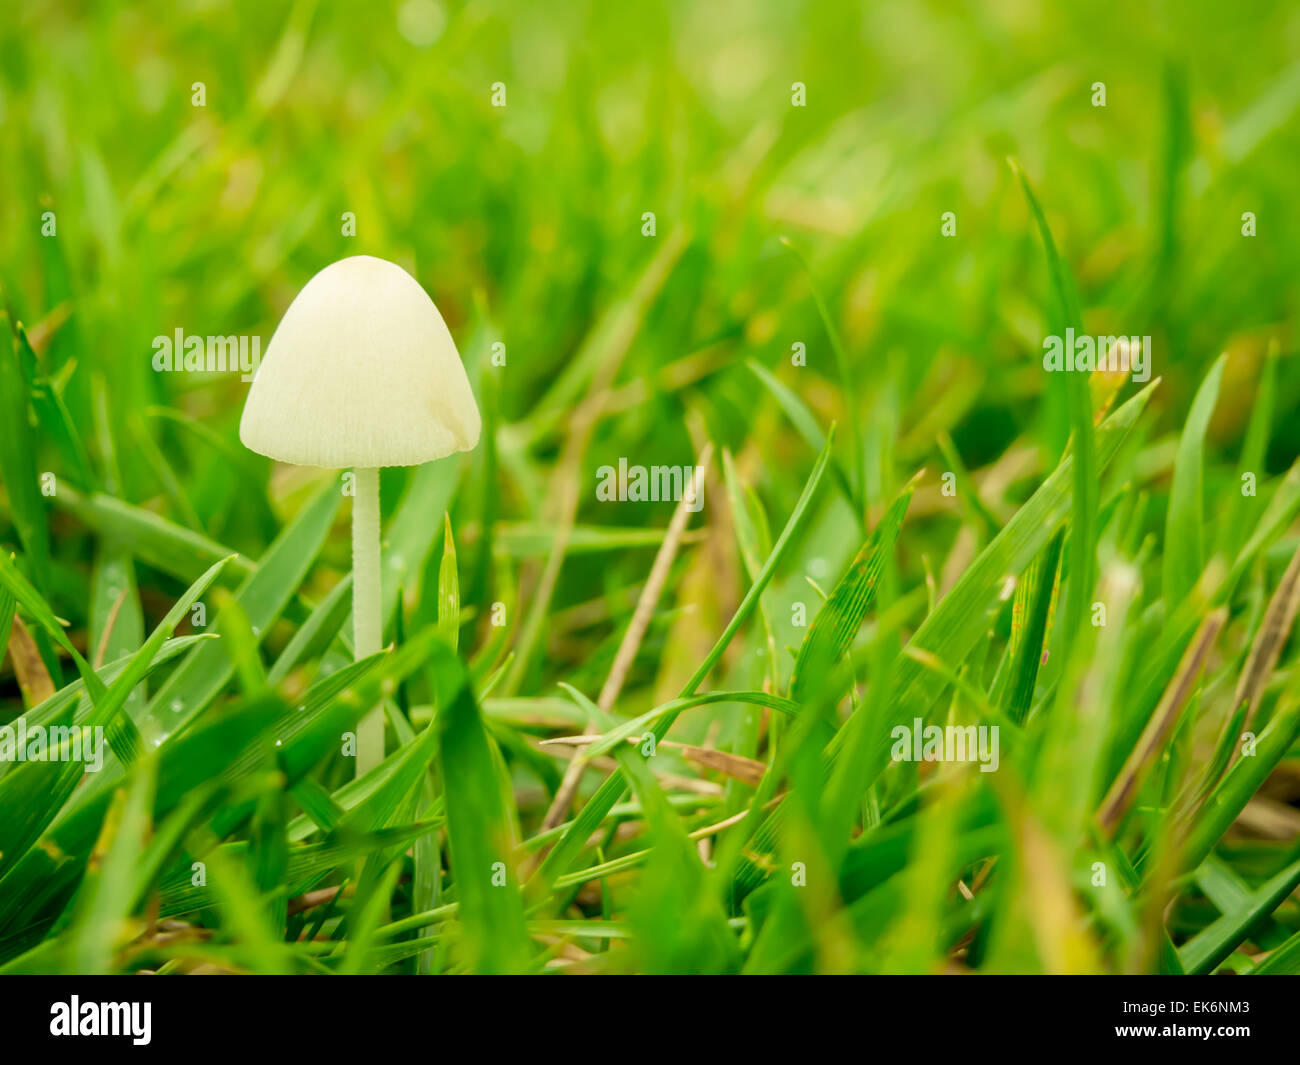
[2,0,1300,974]
[5,0,1298,701]
[4,0,1298,651]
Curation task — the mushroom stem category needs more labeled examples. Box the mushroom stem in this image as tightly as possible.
[352,466,384,776]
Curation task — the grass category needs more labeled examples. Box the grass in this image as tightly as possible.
[1,0,1300,974]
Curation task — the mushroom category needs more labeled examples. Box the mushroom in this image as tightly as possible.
[240,254,480,775]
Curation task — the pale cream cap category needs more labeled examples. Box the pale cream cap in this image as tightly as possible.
[240,255,481,468]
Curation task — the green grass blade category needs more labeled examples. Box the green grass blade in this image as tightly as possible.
[746,359,857,508]
[55,485,254,584]
[534,432,835,888]
[67,759,156,973]
[433,642,532,973]
[788,484,913,703]
[438,512,459,651]
[1163,355,1225,605]
[0,312,52,591]
[1179,854,1300,974]
[1004,530,1064,724]
[141,484,340,740]
[1012,160,1096,648]
[1176,678,1300,876]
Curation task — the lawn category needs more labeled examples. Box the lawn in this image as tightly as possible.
[1,0,1299,974]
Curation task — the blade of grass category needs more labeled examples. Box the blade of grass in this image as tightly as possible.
[1012,159,1096,649]
[533,431,835,889]
[433,641,532,973]
[67,759,156,973]
[1179,854,1300,974]
[1163,355,1225,606]
[141,483,340,740]
[789,483,913,704]
[56,485,254,584]
[0,312,51,591]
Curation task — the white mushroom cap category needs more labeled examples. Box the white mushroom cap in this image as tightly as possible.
[240,255,481,468]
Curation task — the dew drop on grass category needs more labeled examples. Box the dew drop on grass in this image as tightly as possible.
[170,698,184,713]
